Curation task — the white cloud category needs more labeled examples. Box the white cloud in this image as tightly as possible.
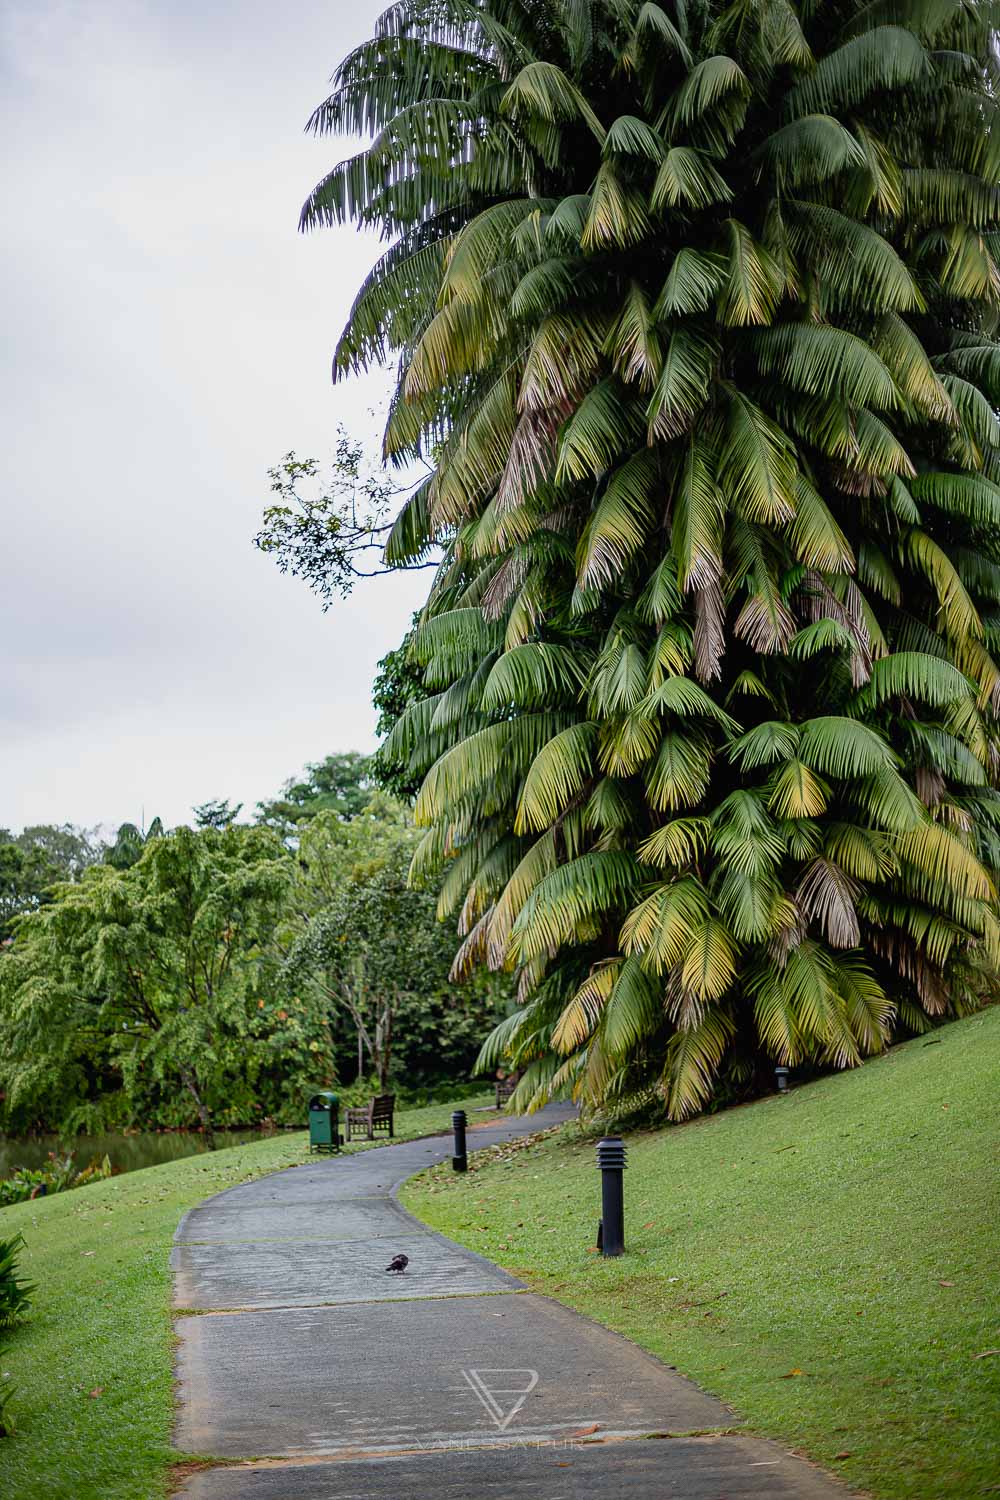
[1,0,422,830]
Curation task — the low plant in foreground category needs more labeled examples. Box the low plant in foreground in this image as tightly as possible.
[0,1236,34,1329]
[0,1379,16,1440]
[0,1233,34,1442]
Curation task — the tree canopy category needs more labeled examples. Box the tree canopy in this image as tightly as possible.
[0,824,102,939]
[0,785,510,1133]
[306,0,1000,1117]
[256,752,375,839]
[0,826,297,1138]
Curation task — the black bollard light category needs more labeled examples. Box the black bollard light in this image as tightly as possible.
[452,1109,468,1173]
[595,1136,627,1256]
[775,1066,790,1093]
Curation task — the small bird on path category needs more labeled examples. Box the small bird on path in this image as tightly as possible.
[385,1253,409,1274]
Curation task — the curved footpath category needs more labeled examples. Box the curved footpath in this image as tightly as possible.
[171,1105,849,1499]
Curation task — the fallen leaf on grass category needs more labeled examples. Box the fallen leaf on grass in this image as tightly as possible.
[571,1424,601,1437]
[938,1280,955,1287]
[88,1388,104,1399]
[972,1350,1000,1360]
[834,1451,852,1460]
[779,1369,803,1378]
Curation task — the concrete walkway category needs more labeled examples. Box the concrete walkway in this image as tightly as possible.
[171,1106,849,1499]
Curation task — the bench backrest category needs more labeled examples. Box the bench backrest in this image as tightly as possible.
[371,1094,395,1122]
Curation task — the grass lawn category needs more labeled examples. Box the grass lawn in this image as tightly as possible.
[404,1012,1000,1500]
[0,1092,494,1500]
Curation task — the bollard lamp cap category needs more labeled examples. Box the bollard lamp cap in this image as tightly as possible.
[595,1136,627,1169]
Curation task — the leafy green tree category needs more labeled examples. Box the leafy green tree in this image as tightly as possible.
[0,846,54,941]
[0,825,101,939]
[0,827,299,1141]
[256,752,375,839]
[254,432,434,605]
[305,0,1000,1117]
[288,841,506,1089]
[371,614,430,799]
[4,825,102,881]
[193,799,243,830]
[291,794,412,919]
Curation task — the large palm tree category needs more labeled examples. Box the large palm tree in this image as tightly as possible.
[305,0,1000,1117]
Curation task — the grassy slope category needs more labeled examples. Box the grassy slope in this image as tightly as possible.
[404,1013,1000,1500]
[0,1093,494,1500]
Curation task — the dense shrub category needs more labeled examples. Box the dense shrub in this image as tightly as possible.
[0,1152,112,1208]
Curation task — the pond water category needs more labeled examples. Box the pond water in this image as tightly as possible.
[0,1127,295,1180]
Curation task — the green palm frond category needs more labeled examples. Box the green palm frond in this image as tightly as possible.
[789,475,855,572]
[728,721,800,770]
[515,721,597,834]
[716,219,783,326]
[581,163,651,250]
[604,114,665,161]
[501,60,606,141]
[480,644,589,711]
[719,390,797,522]
[787,27,928,118]
[552,961,617,1053]
[760,114,865,184]
[751,323,901,408]
[577,451,658,589]
[620,877,711,972]
[601,296,660,409]
[601,955,663,1057]
[415,712,573,824]
[787,201,923,312]
[637,817,712,868]
[647,330,718,439]
[556,380,643,482]
[652,148,732,210]
[510,850,643,963]
[901,529,983,643]
[909,472,1000,527]
[662,1007,735,1120]
[655,248,728,317]
[797,717,896,779]
[769,759,830,818]
[671,54,750,127]
[858,652,974,709]
[646,728,713,811]
[680,918,738,1001]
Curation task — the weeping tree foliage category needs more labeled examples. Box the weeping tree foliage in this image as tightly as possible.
[304,0,1000,1118]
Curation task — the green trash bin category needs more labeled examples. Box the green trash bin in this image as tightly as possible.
[308,1091,340,1153]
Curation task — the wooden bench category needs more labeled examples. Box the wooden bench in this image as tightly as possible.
[495,1076,519,1108]
[345,1093,395,1141]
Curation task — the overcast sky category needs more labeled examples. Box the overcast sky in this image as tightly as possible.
[2,0,426,834]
